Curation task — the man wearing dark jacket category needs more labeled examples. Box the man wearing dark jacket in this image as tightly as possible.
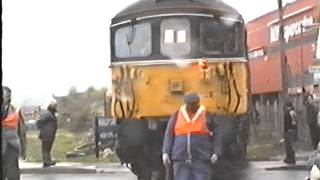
[162,92,217,180]
[37,100,58,167]
[283,101,298,164]
[304,95,320,150]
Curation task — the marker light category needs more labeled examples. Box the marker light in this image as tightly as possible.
[198,60,208,70]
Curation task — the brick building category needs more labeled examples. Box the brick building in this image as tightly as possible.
[248,0,319,99]
[246,0,320,140]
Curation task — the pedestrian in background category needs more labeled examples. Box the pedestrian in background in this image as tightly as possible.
[2,86,26,180]
[162,92,218,180]
[304,95,320,150]
[283,101,298,165]
[37,99,58,167]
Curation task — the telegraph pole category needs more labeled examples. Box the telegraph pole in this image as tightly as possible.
[300,24,304,91]
[278,0,288,135]
[278,0,288,95]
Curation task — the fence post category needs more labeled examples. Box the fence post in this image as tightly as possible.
[94,116,100,159]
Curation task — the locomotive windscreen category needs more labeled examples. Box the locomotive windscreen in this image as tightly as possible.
[200,19,242,56]
[115,23,152,58]
[111,14,245,62]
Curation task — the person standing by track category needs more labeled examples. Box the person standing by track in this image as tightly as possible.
[162,92,218,180]
[37,99,58,167]
[2,86,26,180]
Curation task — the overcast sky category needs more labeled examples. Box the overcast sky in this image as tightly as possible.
[2,0,295,105]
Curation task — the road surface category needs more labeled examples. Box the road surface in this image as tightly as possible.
[21,168,309,180]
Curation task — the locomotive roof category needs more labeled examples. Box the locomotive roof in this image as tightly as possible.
[111,0,242,25]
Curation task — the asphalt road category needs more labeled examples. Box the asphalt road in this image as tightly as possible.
[20,161,312,180]
[21,169,309,180]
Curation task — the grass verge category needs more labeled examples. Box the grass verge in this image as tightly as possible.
[25,131,119,163]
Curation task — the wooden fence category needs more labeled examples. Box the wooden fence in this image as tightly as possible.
[250,95,311,144]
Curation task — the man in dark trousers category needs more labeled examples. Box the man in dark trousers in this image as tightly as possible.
[37,99,58,167]
[304,95,320,150]
[283,101,298,165]
[2,86,26,180]
[162,92,218,180]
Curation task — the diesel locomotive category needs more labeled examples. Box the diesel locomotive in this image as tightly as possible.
[108,0,250,179]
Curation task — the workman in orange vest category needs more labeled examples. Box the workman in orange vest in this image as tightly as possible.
[2,86,26,180]
[162,92,218,180]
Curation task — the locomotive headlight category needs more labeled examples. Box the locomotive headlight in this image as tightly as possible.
[199,59,210,80]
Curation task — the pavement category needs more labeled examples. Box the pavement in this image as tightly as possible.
[269,151,313,162]
[20,161,131,174]
[20,161,310,174]
[250,161,308,171]
[255,150,314,171]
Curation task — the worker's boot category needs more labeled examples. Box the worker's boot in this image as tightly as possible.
[43,161,56,168]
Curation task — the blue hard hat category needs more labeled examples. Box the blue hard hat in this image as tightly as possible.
[184,92,200,105]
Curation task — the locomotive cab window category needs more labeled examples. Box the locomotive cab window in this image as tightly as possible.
[115,23,152,58]
[200,19,241,56]
[161,18,190,57]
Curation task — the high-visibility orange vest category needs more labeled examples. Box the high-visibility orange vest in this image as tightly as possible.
[174,105,209,136]
[2,107,21,129]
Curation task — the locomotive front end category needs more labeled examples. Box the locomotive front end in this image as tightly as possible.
[108,0,250,179]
